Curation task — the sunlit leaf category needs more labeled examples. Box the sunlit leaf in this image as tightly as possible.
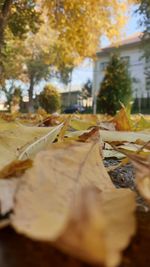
[112,106,132,131]
[0,120,63,168]
[101,130,150,143]
[70,117,97,131]
[12,141,136,267]
[0,160,33,179]
[134,116,150,131]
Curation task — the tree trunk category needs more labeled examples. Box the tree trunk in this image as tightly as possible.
[67,71,73,106]
[0,0,13,77]
[0,12,5,78]
[28,76,34,113]
[0,17,5,52]
[0,0,13,47]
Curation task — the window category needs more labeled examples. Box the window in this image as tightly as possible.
[146,56,150,64]
[100,62,108,71]
[146,75,150,91]
[145,58,150,90]
[121,56,130,65]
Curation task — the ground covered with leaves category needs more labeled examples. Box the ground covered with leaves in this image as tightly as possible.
[0,107,149,267]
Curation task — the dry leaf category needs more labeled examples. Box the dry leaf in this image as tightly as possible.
[0,120,63,168]
[134,116,150,131]
[0,159,33,179]
[101,130,150,144]
[100,121,116,131]
[112,106,150,132]
[65,129,93,140]
[38,114,64,127]
[116,143,150,156]
[112,106,132,131]
[103,150,125,159]
[78,114,98,122]
[12,141,136,267]
[70,117,97,131]
[0,219,10,229]
[103,143,125,159]
[12,141,113,239]
[0,178,19,215]
[66,129,149,145]
[18,123,63,160]
[78,126,100,142]
[126,154,150,205]
[56,187,136,267]
[57,116,71,142]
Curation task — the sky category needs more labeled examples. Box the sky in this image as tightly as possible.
[57,5,143,93]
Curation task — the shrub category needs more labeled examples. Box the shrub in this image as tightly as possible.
[39,84,61,113]
[97,54,132,115]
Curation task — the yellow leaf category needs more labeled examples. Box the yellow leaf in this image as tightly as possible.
[116,143,150,156]
[134,116,150,131]
[0,120,63,169]
[70,117,97,130]
[38,0,132,61]
[112,106,132,131]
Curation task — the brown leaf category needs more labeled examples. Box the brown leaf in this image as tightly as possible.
[56,187,136,267]
[0,159,33,179]
[38,115,63,127]
[11,141,136,267]
[78,126,100,142]
[58,116,71,142]
[0,219,10,229]
[12,142,113,239]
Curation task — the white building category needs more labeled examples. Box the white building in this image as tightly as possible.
[93,33,149,108]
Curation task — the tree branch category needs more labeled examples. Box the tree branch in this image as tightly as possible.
[2,0,13,18]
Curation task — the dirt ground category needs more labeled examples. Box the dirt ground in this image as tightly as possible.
[105,159,150,212]
[0,161,150,267]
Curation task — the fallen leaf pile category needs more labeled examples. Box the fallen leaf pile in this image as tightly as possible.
[0,108,150,267]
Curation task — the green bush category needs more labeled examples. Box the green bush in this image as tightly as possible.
[97,54,132,115]
[39,84,61,113]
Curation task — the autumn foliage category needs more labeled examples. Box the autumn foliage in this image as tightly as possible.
[0,0,137,111]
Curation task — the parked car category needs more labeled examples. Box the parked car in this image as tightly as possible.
[63,104,85,114]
